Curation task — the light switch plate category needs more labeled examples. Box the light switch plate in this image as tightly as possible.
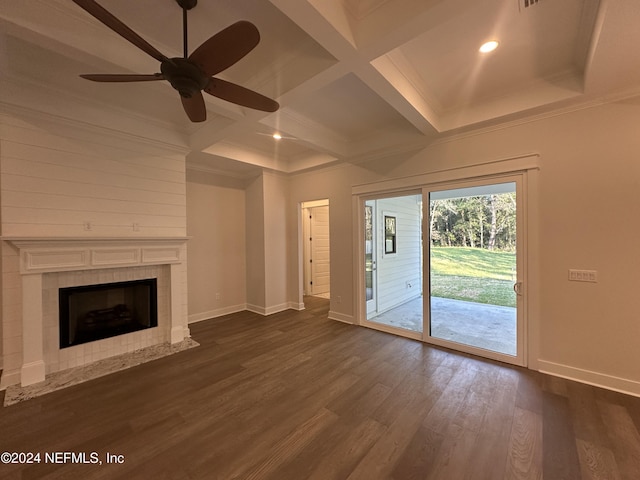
[568,269,598,283]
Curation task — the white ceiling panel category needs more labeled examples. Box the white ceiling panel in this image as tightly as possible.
[2,0,640,175]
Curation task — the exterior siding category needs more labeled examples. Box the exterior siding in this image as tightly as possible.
[375,194,422,314]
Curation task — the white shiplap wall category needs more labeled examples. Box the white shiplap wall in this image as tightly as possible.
[0,113,187,238]
[0,112,188,387]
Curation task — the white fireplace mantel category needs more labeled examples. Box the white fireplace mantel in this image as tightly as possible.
[5,236,190,387]
[5,236,189,274]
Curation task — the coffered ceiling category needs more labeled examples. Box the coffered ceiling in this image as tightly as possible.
[2,0,640,177]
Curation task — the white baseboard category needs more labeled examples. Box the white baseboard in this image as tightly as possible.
[188,304,247,324]
[289,301,305,311]
[246,303,290,316]
[328,310,354,324]
[21,360,46,387]
[538,360,640,398]
[191,302,300,321]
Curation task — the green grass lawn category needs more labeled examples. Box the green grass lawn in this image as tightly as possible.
[430,247,516,307]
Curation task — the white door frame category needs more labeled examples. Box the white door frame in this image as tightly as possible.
[364,200,378,316]
[352,154,540,368]
[300,199,330,301]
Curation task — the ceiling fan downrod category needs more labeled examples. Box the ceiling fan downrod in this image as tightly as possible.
[176,0,197,58]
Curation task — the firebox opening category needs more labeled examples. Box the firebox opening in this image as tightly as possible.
[59,278,158,349]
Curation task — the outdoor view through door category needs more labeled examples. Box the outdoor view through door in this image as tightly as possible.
[428,182,518,357]
[362,180,522,364]
[364,193,423,336]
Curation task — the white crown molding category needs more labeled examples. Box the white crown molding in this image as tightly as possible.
[431,84,640,146]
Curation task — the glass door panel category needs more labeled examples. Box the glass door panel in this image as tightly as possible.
[363,193,423,335]
[426,180,523,364]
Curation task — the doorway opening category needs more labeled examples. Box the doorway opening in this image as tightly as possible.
[301,200,330,302]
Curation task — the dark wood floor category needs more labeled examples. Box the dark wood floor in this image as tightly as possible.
[2,296,640,479]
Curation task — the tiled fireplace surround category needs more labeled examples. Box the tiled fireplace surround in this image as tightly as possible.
[1,238,189,389]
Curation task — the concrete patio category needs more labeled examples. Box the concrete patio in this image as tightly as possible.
[368,296,517,356]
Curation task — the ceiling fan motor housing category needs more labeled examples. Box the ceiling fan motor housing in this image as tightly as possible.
[176,0,197,10]
[161,58,209,98]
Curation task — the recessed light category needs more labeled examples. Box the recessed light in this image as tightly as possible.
[479,40,499,53]
[273,133,282,140]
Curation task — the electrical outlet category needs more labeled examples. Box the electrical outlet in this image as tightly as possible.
[568,269,598,283]
[132,223,140,232]
[215,293,221,301]
[83,221,92,231]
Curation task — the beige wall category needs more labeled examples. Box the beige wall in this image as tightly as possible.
[242,172,290,315]
[263,173,289,312]
[287,166,358,319]
[186,170,247,322]
[245,175,266,311]
[286,100,640,394]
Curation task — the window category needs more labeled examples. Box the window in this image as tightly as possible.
[384,215,396,254]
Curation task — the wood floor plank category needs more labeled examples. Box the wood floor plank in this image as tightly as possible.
[504,407,543,480]
[2,296,640,480]
[576,438,621,480]
[422,423,480,480]
[305,417,387,480]
[346,403,433,480]
[598,400,640,479]
[238,407,340,480]
[542,390,582,479]
[461,367,521,480]
[390,424,445,480]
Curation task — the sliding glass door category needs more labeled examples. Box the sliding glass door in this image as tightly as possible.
[425,177,524,365]
[360,175,525,365]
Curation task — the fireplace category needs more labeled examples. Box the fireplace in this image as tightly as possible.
[59,279,158,348]
[3,237,189,389]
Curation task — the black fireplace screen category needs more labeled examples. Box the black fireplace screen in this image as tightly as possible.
[59,278,158,348]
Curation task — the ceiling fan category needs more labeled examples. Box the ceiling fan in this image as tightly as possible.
[72,0,279,122]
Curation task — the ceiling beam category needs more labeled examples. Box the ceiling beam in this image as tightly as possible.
[268,0,439,136]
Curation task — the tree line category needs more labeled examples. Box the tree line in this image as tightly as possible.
[429,193,516,251]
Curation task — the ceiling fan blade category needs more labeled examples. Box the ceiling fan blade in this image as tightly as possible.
[80,73,164,82]
[189,21,260,77]
[205,78,279,112]
[72,0,168,63]
[181,91,207,122]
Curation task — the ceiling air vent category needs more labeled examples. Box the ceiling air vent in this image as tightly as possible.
[519,0,539,10]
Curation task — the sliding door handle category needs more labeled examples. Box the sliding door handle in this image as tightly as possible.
[513,282,523,296]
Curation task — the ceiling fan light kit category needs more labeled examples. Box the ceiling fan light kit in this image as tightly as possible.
[72,0,279,122]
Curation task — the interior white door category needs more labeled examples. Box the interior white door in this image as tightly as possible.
[309,206,330,295]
